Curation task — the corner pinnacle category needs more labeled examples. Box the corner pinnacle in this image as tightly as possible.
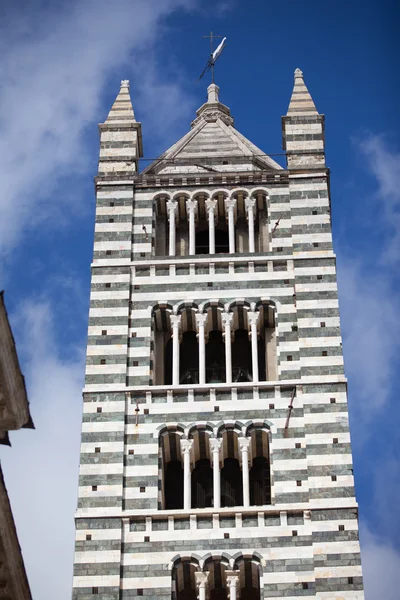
[104,79,136,124]
[287,68,318,116]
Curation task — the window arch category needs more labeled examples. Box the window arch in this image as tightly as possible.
[234,556,262,600]
[247,426,271,506]
[160,428,184,510]
[204,556,230,600]
[190,427,213,508]
[220,427,243,508]
[172,557,199,600]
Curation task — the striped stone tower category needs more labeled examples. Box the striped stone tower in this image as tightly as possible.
[72,72,364,599]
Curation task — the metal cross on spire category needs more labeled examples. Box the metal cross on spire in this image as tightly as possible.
[197,31,227,83]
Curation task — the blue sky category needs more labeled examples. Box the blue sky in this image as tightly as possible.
[0,0,399,598]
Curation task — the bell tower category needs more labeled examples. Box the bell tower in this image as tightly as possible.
[72,72,364,599]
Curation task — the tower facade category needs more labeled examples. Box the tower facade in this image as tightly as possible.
[73,71,364,599]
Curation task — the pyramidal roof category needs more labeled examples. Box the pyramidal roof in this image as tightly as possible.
[105,79,136,124]
[143,84,282,175]
[287,68,319,116]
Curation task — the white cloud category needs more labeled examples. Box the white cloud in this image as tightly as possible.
[338,257,400,416]
[338,136,400,418]
[0,300,84,599]
[0,0,196,257]
[356,134,400,264]
[360,524,400,600]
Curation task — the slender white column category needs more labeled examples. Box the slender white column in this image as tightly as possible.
[224,198,236,254]
[209,438,222,509]
[166,200,178,257]
[245,197,256,253]
[238,437,251,508]
[221,312,234,384]
[225,571,240,600]
[196,313,208,385]
[195,572,209,600]
[170,314,181,386]
[247,311,259,383]
[186,199,198,255]
[180,439,193,510]
[205,198,217,254]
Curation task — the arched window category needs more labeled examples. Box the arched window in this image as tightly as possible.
[232,329,252,382]
[248,427,271,506]
[153,305,172,386]
[160,430,183,510]
[180,331,199,384]
[191,429,213,508]
[257,303,277,382]
[235,557,262,600]
[206,330,225,383]
[220,429,243,507]
[205,558,229,600]
[172,559,198,600]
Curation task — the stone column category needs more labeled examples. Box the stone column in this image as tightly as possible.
[209,438,222,509]
[195,572,209,600]
[225,198,237,254]
[166,200,178,257]
[196,313,208,385]
[186,199,198,256]
[225,571,240,600]
[245,197,256,253]
[221,312,234,384]
[180,439,193,510]
[247,311,259,383]
[170,314,181,386]
[205,198,217,254]
[238,437,251,508]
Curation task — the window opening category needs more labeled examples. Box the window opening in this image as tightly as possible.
[191,429,213,508]
[237,558,261,600]
[173,559,197,600]
[221,430,243,507]
[249,428,271,506]
[161,431,183,510]
[206,330,226,383]
[180,331,199,384]
[232,329,252,382]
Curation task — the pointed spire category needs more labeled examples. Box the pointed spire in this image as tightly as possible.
[287,68,318,116]
[105,79,136,124]
[98,80,143,176]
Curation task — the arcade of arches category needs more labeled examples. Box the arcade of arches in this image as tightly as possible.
[154,190,270,257]
[172,556,261,600]
[160,425,271,511]
[153,302,277,386]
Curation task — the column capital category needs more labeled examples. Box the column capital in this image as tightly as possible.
[195,313,208,328]
[238,437,251,452]
[225,570,240,585]
[205,198,218,220]
[180,438,193,455]
[170,314,182,329]
[186,198,198,218]
[195,571,209,589]
[221,312,234,327]
[224,197,237,214]
[209,437,222,454]
[166,199,178,217]
[247,311,260,328]
[245,197,256,214]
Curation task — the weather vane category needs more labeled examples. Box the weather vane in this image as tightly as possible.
[197,31,227,83]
